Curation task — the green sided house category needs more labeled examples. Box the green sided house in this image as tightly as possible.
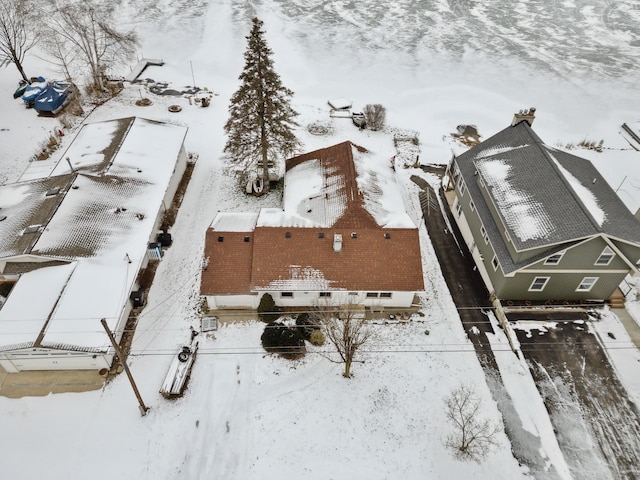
[445,109,640,303]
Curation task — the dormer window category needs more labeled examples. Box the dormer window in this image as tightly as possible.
[595,247,614,266]
[544,252,565,265]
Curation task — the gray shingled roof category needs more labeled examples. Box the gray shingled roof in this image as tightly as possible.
[0,175,75,258]
[456,121,640,273]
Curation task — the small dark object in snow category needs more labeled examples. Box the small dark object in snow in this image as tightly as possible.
[178,347,192,362]
[424,329,430,335]
[607,332,616,340]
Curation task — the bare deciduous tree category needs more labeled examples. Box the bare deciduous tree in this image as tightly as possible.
[314,302,371,378]
[0,0,37,83]
[40,1,139,90]
[363,104,386,131]
[444,384,499,463]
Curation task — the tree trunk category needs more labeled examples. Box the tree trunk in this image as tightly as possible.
[15,60,29,84]
[344,359,352,378]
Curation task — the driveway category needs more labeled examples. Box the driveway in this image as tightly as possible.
[412,171,640,479]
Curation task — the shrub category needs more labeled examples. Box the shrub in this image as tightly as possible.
[295,312,319,340]
[258,293,280,322]
[309,329,326,346]
[363,104,386,131]
[261,322,306,358]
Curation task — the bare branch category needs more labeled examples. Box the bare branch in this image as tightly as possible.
[444,384,499,463]
[37,1,139,89]
[312,300,372,378]
[0,0,38,82]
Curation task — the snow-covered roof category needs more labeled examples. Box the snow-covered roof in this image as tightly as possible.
[0,175,74,258]
[257,142,415,229]
[461,122,640,252]
[0,262,76,351]
[457,121,640,273]
[203,142,423,295]
[210,212,258,232]
[0,117,188,353]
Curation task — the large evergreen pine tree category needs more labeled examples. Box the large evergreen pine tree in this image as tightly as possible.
[224,17,300,192]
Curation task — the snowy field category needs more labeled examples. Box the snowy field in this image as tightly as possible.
[1,0,640,478]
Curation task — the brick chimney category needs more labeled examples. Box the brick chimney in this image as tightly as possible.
[511,107,536,127]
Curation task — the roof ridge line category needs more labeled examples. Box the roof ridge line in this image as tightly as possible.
[523,123,604,233]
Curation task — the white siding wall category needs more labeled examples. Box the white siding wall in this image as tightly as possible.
[208,291,417,309]
[206,294,261,309]
[0,349,112,372]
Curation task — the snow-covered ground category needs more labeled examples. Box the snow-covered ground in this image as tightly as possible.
[1,0,640,478]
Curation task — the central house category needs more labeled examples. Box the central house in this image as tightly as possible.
[201,142,424,310]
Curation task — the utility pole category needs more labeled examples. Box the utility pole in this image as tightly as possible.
[100,318,150,416]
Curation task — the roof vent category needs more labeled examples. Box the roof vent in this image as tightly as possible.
[45,187,61,196]
[23,224,41,235]
[333,234,343,252]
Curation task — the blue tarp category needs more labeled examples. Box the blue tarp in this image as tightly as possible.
[21,78,47,103]
[34,81,72,113]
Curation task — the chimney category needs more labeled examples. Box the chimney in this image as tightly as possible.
[333,233,342,252]
[511,107,536,127]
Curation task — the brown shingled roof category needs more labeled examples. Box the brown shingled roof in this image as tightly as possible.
[201,142,424,296]
[251,227,423,291]
[200,229,255,295]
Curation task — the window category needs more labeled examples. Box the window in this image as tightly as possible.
[319,292,331,298]
[455,199,462,216]
[244,236,250,242]
[366,292,379,298]
[281,292,293,297]
[457,177,466,197]
[348,292,358,296]
[469,200,475,212]
[491,255,499,271]
[595,247,615,266]
[480,225,489,244]
[529,277,550,292]
[380,292,392,298]
[544,252,564,265]
[577,277,598,292]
